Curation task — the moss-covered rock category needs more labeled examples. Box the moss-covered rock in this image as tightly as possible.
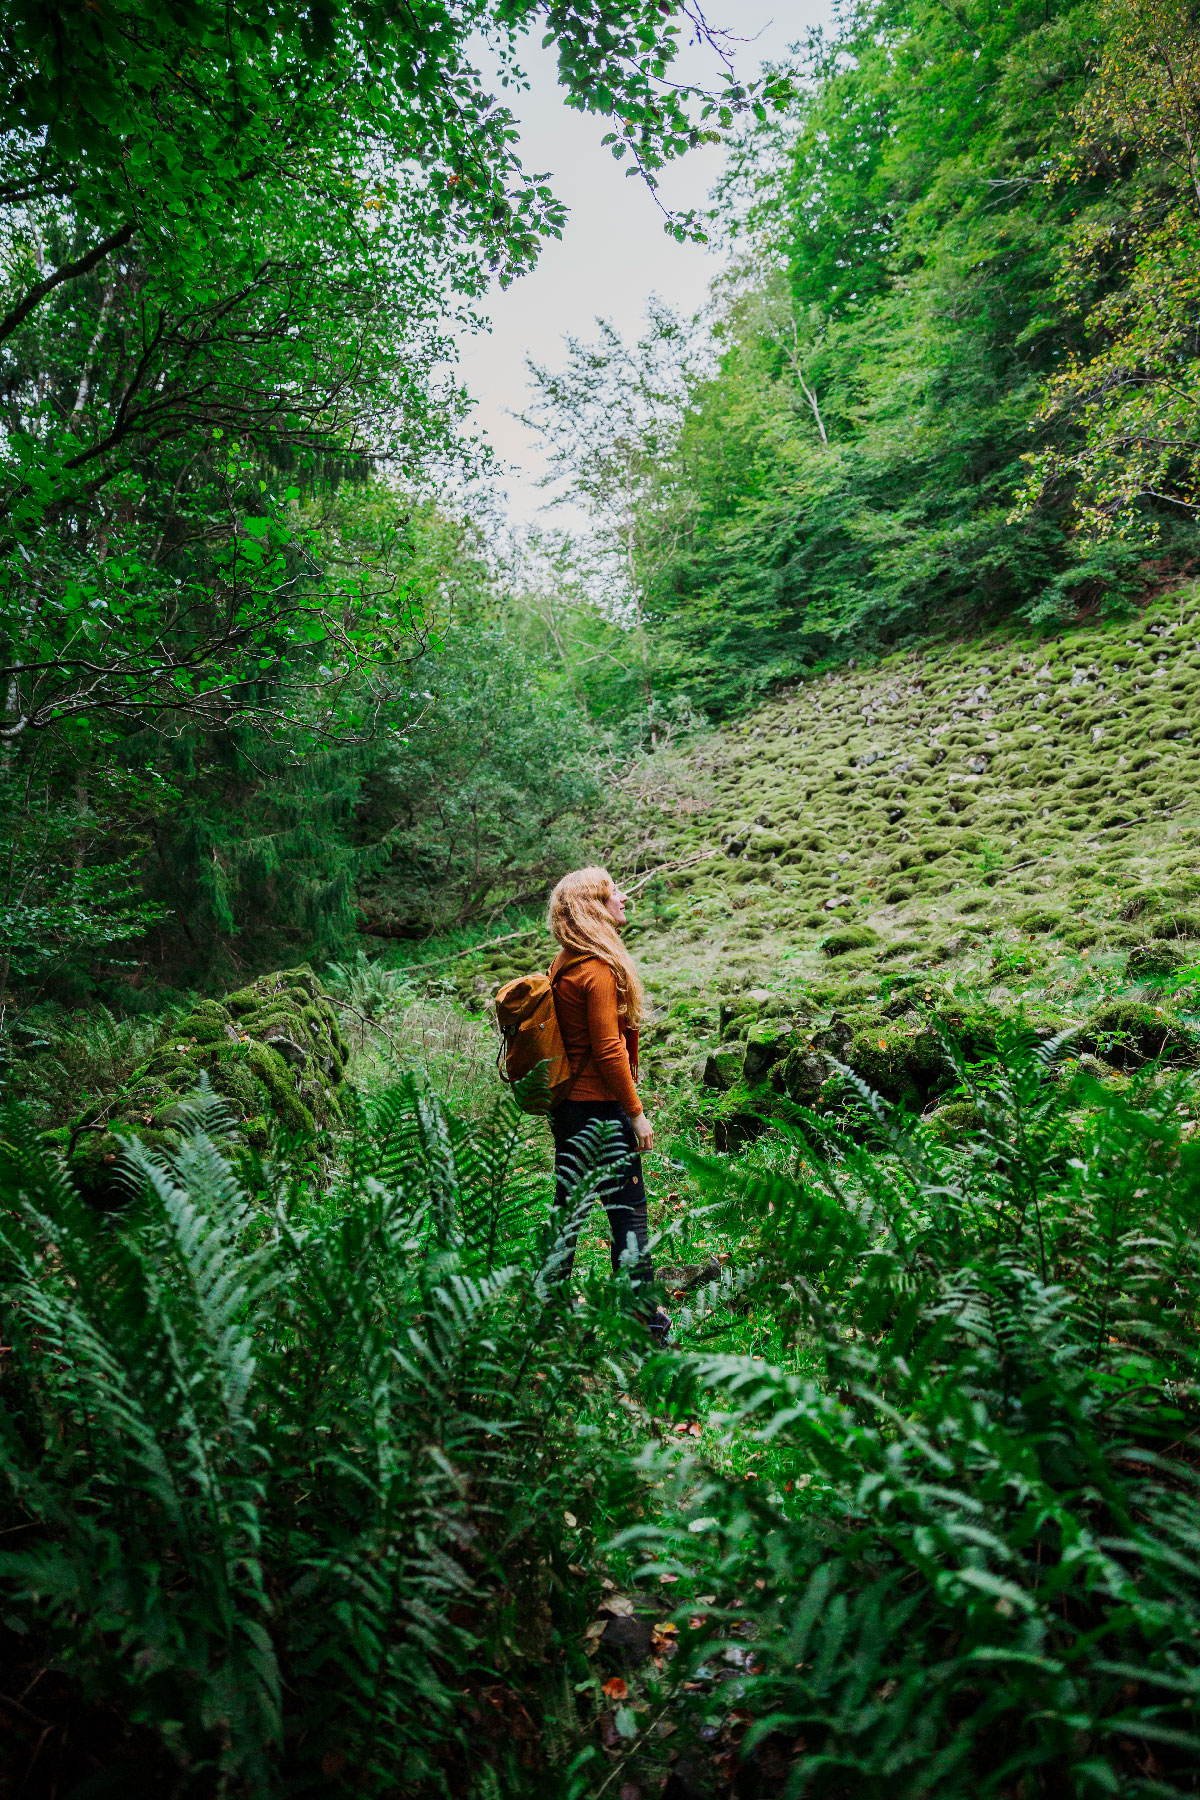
[742,1020,798,1084]
[772,1045,827,1106]
[703,1045,745,1091]
[1126,940,1188,982]
[60,967,351,1201]
[821,925,880,958]
[1151,910,1200,940]
[1083,1001,1197,1069]
[926,1099,985,1142]
[845,1021,950,1108]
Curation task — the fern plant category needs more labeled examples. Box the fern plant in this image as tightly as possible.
[0,1077,643,1795]
[638,1027,1200,1797]
[4,1003,174,1128]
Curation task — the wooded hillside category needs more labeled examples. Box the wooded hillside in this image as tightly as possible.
[3,1,1200,1796]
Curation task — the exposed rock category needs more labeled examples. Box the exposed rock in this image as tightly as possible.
[742,1022,794,1084]
[772,1047,827,1106]
[597,1614,655,1667]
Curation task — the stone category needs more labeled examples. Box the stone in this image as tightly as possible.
[742,1023,792,1084]
[598,1614,655,1666]
[704,1046,745,1091]
[713,1112,766,1152]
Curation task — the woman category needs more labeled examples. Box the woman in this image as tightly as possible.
[547,866,670,1342]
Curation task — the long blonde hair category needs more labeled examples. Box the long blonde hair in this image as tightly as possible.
[548,865,644,1028]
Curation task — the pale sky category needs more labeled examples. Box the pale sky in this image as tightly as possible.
[457,0,833,524]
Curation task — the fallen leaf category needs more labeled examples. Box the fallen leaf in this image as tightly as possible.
[658,1572,679,1584]
[654,1621,678,1635]
[584,1621,607,1640]
[601,1676,628,1700]
[600,1595,637,1617]
[568,1563,585,1576]
[620,1784,642,1800]
[696,1594,716,1605]
[654,1720,678,1738]
[687,1422,703,1437]
[563,1511,578,1527]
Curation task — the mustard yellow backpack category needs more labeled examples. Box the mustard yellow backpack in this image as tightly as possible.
[494,959,588,1114]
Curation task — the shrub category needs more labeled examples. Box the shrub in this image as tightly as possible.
[639,1024,1200,1799]
[0,1082,642,1794]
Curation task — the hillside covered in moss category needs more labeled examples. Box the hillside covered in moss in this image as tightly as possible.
[432,589,1200,1130]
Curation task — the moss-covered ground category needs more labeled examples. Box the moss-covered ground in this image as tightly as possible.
[382,588,1199,1129]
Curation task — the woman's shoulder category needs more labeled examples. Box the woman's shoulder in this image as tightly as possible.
[554,952,614,988]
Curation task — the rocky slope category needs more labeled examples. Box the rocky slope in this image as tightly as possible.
[443,587,1200,1129]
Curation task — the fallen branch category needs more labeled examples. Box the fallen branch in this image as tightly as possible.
[624,849,718,895]
[326,995,407,1061]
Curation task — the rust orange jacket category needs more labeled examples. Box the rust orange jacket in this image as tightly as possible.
[550,951,641,1117]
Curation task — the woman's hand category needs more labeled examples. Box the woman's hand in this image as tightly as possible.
[631,1111,654,1153]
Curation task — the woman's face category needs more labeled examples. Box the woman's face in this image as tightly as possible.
[604,881,629,926]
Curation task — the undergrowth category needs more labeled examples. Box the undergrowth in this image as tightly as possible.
[0,1080,649,1797]
[3,1019,1200,1797]
[620,1025,1200,1797]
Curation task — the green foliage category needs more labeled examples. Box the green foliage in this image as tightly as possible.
[0,0,784,989]
[1021,0,1200,536]
[46,967,353,1201]
[0,1077,644,1793]
[638,1025,1200,1796]
[524,0,1200,712]
[356,620,602,933]
[2,1004,174,1130]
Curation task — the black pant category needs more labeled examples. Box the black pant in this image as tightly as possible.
[550,1101,653,1289]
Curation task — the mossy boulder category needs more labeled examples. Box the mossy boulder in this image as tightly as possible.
[59,967,351,1201]
[742,1020,798,1084]
[1151,910,1200,941]
[719,995,760,1036]
[846,1022,950,1109]
[1126,940,1188,982]
[821,925,880,958]
[926,1100,985,1142]
[703,1045,745,1091]
[1083,1001,1197,1069]
[772,1045,827,1107]
[707,1083,773,1152]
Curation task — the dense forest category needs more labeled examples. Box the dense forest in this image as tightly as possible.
[2,0,1200,1794]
